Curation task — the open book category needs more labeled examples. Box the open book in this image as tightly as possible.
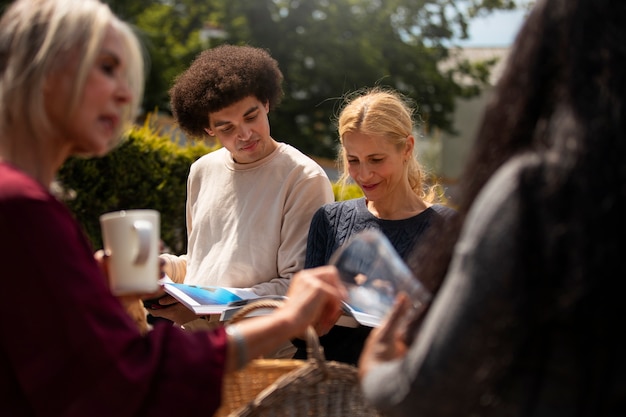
[337,303,382,328]
[162,281,277,315]
[162,281,383,327]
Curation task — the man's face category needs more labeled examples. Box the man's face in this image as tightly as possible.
[206,95,276,164]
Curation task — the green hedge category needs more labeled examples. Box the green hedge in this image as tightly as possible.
[58,121,215,254]
[332,182,364,201]
[58,119,360,255]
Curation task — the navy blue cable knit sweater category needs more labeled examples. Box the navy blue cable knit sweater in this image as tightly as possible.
[294,197,455,365]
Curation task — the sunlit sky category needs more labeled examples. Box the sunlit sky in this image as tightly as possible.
[458,8,528,47]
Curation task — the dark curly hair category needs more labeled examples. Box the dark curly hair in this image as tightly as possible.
[169,44,284,138]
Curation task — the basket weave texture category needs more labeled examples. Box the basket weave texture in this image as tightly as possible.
[214,358,306,417]
[214,300,385,417]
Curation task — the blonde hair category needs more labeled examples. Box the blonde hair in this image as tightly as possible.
[0,0,144,147]
[336,87,437,202]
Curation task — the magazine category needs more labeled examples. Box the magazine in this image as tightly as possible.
[163,280,383,327]
[162,281,261,315]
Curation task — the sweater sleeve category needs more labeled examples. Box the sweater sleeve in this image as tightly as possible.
[160,252,188,283]
[305,199,362,269]
[251,172,334,295]
[361,158,527,416]
[0,186,228,417]
[304,206,332,268]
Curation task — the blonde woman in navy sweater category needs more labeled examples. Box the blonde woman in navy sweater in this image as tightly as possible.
[295,88,455,365]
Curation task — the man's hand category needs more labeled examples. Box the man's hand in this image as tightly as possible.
[146,294,198,325]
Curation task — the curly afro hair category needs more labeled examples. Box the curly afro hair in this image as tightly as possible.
[169,44,284,138]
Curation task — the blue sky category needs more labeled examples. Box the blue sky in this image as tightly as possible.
[458,8,528,47]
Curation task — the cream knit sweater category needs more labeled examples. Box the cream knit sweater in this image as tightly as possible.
[162,142,334,297]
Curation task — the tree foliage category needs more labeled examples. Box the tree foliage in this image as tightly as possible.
[194,0,518,157]
[1,0,520,158]
[103,0,222,113]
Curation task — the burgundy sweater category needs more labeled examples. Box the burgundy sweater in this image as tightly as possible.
[0,162,227,417]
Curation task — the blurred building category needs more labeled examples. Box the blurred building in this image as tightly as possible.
[417,46,510,204]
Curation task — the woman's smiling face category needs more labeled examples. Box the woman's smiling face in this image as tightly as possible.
[343,131,412,202]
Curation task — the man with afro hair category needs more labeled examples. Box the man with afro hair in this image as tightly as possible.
[155,45,334,342]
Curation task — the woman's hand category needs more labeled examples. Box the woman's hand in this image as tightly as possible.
[93,249,164,305]
[223,266,348,372]
[280,265,347,337]
[358,293,412,380]
[94,248,166,333]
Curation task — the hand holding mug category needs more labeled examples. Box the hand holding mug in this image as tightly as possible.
[99,209,161,296]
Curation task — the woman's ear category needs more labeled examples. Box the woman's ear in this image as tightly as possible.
[204,127,215,137]
[404,135,415,159]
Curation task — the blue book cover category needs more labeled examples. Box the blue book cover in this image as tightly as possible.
[163,282,259,315]
[167,283,243,304]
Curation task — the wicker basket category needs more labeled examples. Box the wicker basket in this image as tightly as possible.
[214,358,306,417]
[215,300,384,417]
[214,300,307,417]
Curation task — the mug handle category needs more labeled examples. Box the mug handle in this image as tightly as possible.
[132,220,153,265]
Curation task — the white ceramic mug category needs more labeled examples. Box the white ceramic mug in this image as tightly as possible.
[99,209,160,295]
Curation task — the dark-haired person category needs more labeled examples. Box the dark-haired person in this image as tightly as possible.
[357,0,626,415]
[153,45,334,337]
[0,1,346,415]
